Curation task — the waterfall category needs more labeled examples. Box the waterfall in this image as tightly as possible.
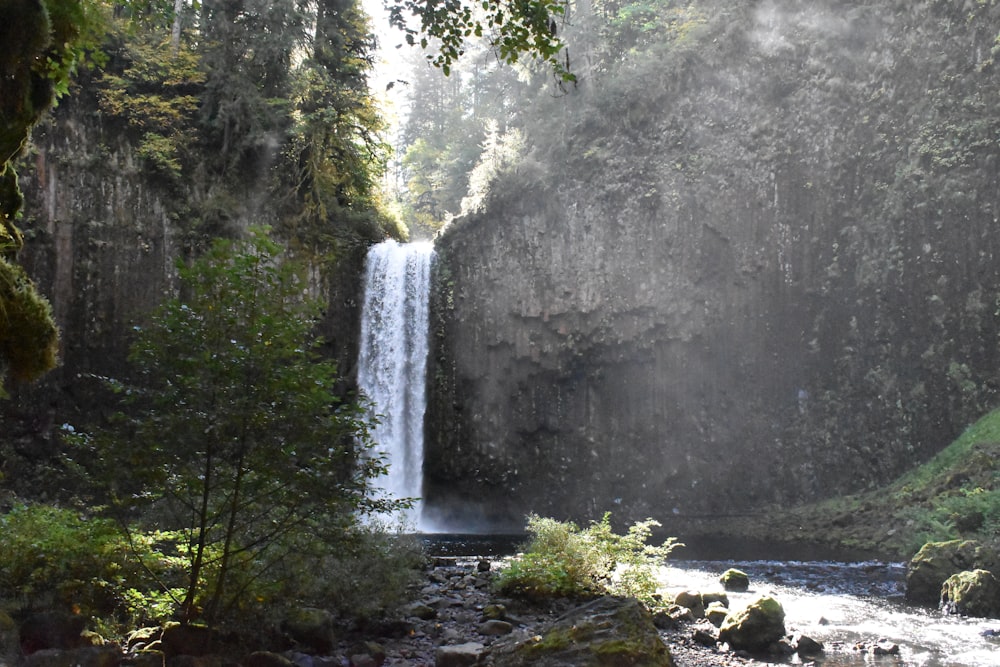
[357,239,434,530]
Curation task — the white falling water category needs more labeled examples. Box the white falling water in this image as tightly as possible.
[357,240,434,530]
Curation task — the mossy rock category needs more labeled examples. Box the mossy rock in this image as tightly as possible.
[940,569,1000,618]
[719,568,750,592]
[718,596,786,652]
[906,540,1000,606]
[0,256,59,388]
[488,596,675,666]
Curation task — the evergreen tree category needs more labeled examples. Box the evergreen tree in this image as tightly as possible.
[279,0,396,253]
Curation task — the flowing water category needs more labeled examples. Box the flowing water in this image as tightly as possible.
[659,559,1000,666]
[357,240,434,530]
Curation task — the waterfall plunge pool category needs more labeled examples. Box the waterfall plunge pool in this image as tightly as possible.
[419,534,1000,667]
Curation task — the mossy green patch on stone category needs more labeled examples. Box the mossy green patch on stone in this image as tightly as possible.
[491,597,674,666]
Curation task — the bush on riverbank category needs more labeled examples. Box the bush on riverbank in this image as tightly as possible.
[495,513,681,603]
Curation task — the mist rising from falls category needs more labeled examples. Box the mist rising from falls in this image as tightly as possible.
[357,240,434,530]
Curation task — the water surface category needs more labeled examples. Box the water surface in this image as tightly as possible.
[662,559,1000,667]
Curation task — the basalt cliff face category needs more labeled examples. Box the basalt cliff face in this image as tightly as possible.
[4,95,368,475]
[424,0,1000,529]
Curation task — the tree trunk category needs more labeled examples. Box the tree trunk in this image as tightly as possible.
[171,0,185,54]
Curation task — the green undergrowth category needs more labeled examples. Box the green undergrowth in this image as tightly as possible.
[759,409,1000,559]
[494,513,681,605]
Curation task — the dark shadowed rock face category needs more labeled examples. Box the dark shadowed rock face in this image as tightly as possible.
[5,96,368,476]
[425,0,1000,529]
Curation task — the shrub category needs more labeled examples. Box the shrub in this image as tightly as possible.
[0,503,185,628]
[287,526,426,622]
[495,513,681,604]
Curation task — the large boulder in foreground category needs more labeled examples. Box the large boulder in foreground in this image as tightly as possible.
[940,569,1000,618]
[718,596,786,652]
[487,596,674,666]
[906,540,999,606]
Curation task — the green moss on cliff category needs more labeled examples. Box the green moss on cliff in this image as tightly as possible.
[716,409,1000,558]
[0,257,59,391]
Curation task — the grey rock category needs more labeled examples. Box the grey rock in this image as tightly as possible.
[434,642,484,667]
[478,620,513,636]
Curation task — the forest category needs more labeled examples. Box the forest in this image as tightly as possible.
[4,0,1000,665]
[0,0,576,648]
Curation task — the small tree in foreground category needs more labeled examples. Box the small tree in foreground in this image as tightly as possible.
[74,230,403,626]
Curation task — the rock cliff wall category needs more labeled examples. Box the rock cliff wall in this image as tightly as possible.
[3,94,368,477]
[424,0,1000,529]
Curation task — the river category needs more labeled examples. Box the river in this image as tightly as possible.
[661,558,999,666]
[424,534,1000,666]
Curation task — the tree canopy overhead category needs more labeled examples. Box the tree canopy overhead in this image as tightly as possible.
[386,0,572,78]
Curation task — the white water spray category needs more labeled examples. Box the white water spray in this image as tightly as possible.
[357,240,434,530]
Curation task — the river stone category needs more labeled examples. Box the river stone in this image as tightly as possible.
[718,596,786,652]
[479,620,514,636]
[790,632,824,656]
[868,640,900,656]
[126,627,162,652]
[487,596,675,666]
[434,642,484,667]
[672,591,705,618]
[129,650,167,667]
[701,592,729,608]
[905,540,999,605]
[719,569,750,592]
[404,602,438,620]
[482,604,507,621]
[940,569,1000,618]
[705,602,728,628]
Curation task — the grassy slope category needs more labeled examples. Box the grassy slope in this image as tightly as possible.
[704,410,1000,560]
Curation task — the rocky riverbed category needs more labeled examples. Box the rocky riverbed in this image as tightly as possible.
[323,557,790,667]
[22,553,983,667]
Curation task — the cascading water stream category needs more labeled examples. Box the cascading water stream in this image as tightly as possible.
[357,240,434,530]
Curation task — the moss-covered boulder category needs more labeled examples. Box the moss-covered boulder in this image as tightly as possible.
[719,569,750,592]
[940,569,1000,618]
[906,540,999,606]
[718,596,786,652]
[487,596,675,666]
